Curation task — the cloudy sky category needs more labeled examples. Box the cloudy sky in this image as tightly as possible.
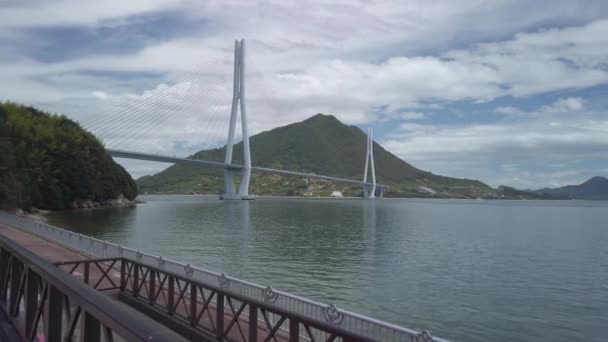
[1,0,607,189]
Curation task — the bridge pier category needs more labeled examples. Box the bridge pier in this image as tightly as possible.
[377,186,385,198]
[362,128,377,199]
[222,39,253,200]
[222,168,254,200]
[363,185,375,199]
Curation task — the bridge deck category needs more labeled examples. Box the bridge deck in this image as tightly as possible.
[108,148,389,188]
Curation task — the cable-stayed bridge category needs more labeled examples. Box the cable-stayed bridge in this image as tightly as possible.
[87,40,386,199]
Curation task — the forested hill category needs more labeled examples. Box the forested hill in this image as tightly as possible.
[534,176,608,200]
[0,102,137,210]
[138,114,494,198]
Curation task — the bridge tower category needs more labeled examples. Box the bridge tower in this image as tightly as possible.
[222,39,253,200]
[363,128,377,199]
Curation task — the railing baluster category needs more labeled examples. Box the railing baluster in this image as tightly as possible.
[0,249,10,302]
[9,258,23,316]
[104,324,114,342]
[25,268,39,336]
[133,264,140,297]
[289,318,299,342]
[216,293,224,338]
[190,283,197,326]
[120,259,126,290]
[81,310,102,342]
[249,304,258,342]
[167,275,175,314]
[45,285,63,342]
[84,261,90,285]
[149,269,156,304]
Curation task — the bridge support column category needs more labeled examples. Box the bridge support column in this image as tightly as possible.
[362,128,377,199]
[222,39,254,200]
[377,186,385,198]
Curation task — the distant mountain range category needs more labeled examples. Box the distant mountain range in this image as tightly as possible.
[534,177,608,200]
[137,113,566,199]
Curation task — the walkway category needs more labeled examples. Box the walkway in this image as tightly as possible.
[0,222,190,342]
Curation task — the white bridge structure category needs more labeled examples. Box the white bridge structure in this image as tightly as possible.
[105,39,386,199]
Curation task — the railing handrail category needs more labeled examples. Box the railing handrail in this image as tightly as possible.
[0,211,448,342]
[0,233,175,341]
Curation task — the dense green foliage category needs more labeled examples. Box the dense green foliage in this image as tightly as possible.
[138,114,496,198]
[0,103,137,210]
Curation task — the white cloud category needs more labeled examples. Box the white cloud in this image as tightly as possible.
[541,97,586,113]
[0,0,183,28]
[382,117,608,188]
[400,111,426,120]
[91,91,108,100]
[496,106,526,116]
[496,97,588,118]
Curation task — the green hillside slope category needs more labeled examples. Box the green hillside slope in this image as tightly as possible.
[138,114,493,198]
[0,102,137,210]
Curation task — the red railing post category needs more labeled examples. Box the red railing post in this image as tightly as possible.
[216,294,224,338]
[81,310,101,342]
[0,249,10,301]
[25,268,39,337]
[45,285,63,342]
[132,264,140,297]
[120,259,126,290]
[9,258,23,316]
[84,262,90,285]
[149,269,156,304]
[249,304,258,342]
[190,283,197,326]
[167,276,175,314]
[289,318,299,342]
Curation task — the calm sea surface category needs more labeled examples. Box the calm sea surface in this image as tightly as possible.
[45,196,608,341]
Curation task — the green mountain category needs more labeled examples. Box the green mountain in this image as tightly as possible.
[0,102,137,210]
[535,177,608,200]
[138,114,494,198]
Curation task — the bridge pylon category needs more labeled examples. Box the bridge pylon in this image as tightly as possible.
[222,39,253,200]
[363,128,377,199]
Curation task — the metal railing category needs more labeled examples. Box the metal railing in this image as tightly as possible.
[0,211,447,342]
[57,256,378,341]
[0,234,176,342]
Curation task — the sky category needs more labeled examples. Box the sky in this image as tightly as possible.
[1,0,607,189]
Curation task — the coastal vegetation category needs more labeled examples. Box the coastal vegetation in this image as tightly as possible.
[0,102,137,211]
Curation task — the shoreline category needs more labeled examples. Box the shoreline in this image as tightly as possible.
[137,193,590,202]
[7,196,139,222]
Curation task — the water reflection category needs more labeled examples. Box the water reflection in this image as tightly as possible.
[221,201,252,273]
[45,206,137,242]
[362,199,376,243]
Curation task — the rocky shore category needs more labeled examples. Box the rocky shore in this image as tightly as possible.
[70,194,136,209]
[8,194,136,222]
